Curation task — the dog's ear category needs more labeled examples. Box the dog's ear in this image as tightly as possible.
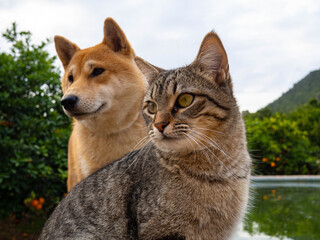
[192,31,229,84]
[54,36,80,69]
[103,18,134,56]
[134,56,162,83]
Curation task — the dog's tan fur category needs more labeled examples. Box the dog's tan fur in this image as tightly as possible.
[54,18,147,191]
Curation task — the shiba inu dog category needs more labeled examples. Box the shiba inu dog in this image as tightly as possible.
[54,18,147,191]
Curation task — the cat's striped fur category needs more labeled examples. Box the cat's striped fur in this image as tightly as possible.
[39,31,251,240]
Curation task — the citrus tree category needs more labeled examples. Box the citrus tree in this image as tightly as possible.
[0,23,71,218]
[244,100,320,175]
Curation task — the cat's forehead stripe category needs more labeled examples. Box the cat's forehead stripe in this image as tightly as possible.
[150,83,156,99]
[156,81,164,97]
[157,70,179,98]
[172,81,177,94]
[150,73,169,99]
[157,71,171,97]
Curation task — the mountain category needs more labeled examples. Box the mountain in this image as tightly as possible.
[266,69,320,113]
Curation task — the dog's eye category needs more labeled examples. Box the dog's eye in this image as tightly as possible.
[68,75,74,83]
[91,68,104,77]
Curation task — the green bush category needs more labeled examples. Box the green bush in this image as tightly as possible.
[245,100,320,175]
[289,99,320,147]
[0,23,71,218]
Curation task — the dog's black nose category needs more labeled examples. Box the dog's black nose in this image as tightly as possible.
[61,95,78,111]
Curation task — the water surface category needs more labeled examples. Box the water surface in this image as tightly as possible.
[234,180,320,240]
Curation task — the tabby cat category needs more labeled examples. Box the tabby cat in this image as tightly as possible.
[39,31,251,240]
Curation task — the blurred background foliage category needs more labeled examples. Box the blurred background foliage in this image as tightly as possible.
[0,23,71,219]
[244,100,320,175]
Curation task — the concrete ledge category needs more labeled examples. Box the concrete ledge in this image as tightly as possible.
[251,175,320,182]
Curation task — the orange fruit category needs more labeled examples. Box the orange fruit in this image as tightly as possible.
[270,162,276,167]
[39,197,45,204]
[35,204,42,210]
[31,199,39,208]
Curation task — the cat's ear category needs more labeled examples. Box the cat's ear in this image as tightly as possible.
[103,17,134,56]
[193,32,229,84]
[134,56,162,83]
[54,36,80,69]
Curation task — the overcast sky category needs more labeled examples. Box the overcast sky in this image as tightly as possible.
[1,0,319,112]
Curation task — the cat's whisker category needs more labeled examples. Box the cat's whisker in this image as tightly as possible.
[130,135,150,152]
[193,126,227,136]
[123,135,151,170]
[195,133,240,174]
[123,137,151,171]
[185,133,216,166]
[124,140,152,174]
[190,129,232,161]
[191,131,249,175]
[188,131,232,174]
[183,133,205,160]
[148,129,156,137]
[189,130,221,153]
[182,133,198,161]
[137,142,153,173]
[195,125,244,135]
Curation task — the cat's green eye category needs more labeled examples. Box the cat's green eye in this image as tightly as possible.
[147,101,158,114]
[177,93,194,108]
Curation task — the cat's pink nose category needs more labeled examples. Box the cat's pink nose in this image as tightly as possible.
[154,122,168,133]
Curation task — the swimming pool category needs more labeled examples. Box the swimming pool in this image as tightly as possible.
[234,177,320,240]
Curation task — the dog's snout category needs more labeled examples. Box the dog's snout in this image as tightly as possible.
[61,95,78,111]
